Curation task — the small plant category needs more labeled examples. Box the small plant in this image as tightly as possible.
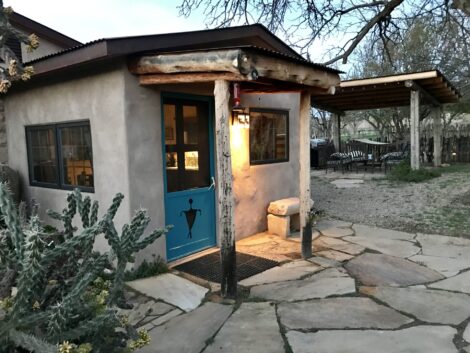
[387,161,441,183]
[124,257,169,282]
[0,184,171,353]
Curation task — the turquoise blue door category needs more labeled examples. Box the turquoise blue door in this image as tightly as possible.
[162,94,216,261]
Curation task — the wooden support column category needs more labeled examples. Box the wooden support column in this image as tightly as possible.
[300,92,312,259]
[214,79,237,297]
[410,90,420,170]
[432,106,443,167]
[332,113,341,152]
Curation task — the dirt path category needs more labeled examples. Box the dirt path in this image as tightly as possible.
[311,169,470,238]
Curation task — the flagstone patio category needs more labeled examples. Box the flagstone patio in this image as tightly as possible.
[130,219,470,353]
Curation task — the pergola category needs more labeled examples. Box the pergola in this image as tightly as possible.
[311,70,461,169]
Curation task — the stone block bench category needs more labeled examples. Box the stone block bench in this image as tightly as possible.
[267,197,313,239]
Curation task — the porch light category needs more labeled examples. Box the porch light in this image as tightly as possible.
[232,83,250,129]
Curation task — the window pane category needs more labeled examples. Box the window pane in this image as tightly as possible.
[29,128,58,184]
[184,151,199,170]
[249,110,288,164]
[60,124,94,187]
[183,105,198,144]
[164,104,177,145]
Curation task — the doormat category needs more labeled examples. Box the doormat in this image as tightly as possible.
[174,252,279,283]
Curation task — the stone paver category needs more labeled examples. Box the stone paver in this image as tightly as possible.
[203,302,284,353]
[409,254,470,277]
[286,326,458,353]
[250,268,355,302]
[345,253,444,286]
[239,260,321,286]
[307,256,341,268]
[429,270,470,294]
[353,224,416,241]
[315,249,354,262]
[127,273,208,312]
[320,227,354,238]
[138,302,233,353]
[121,300,175,326]
[331,179,364,188]
[314,236,365,255]
[315,219,353,231]
[278,297,412,330]
[360,286,470,325]
[343,235,419,258]
[464,323,470,343]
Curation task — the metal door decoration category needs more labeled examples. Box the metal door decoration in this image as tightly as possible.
[180,198,201,239]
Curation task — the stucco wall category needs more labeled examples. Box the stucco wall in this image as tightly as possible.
[5,65,131,252]
[233,93,300,239]
[122,71,168,263]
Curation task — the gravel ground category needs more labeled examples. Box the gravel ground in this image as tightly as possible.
[311,168,470,238]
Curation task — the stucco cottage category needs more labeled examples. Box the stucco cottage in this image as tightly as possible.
[4,17,340,263]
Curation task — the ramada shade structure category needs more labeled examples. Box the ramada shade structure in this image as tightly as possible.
[311,70,462,170]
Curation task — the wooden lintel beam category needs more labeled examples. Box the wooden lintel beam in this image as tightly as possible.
[139,72,249,85]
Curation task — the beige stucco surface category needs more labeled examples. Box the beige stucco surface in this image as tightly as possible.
[234,93,300,240]
[5,65,173,262]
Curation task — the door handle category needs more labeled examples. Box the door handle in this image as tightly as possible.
[208,177,216,190]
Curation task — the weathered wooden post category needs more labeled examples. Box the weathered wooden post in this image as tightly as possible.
[432,106,443,167]
[214,79,237,297]
[332,113,341,152]
[410,89,420,170]
[300,92,312,259]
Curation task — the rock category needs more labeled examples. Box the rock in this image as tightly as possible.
[343,235,419,258]
[268,197,310,216]
[320,227,354,238]
[360,286,470,325]
[138,302,233,353]
[409,254,470,277]
[203,302,284,353]
[278,297,412,330]
[239,260,321,286]
[126,273,208,312]
[315,250,354,262]
[314,236,365,255]
[416,234,470,262]
[286,326,458,353]
[250,268,355,302]
[345,253,444,286]
[353,224,415,241]
[428,270,470,294]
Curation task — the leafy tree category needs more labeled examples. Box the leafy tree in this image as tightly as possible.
[0,1,38,93]
[178,0,469,65]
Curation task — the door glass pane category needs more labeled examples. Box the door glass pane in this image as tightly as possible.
[60,124,94,187]
[29,128,58,184]
[166,152,178,169]
[164,104,177,145]
[183,105,198,144]
[184,151,199,170]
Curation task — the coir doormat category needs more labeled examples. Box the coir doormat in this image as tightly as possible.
[174,252,279,282]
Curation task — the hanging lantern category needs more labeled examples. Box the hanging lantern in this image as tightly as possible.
[231,83,250,129]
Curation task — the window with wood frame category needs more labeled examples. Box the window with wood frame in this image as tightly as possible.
[249,109,289,165]
[26,121,94,192]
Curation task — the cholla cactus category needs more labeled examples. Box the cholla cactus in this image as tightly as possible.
[0,183,169,352]
[0,1,39,93]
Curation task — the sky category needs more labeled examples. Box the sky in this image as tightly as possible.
[5,0,349,70]
[6,0,206,42]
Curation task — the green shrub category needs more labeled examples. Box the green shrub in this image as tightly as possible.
[0,184,171,353]
[387,161,441,183]
[124,257,169,282]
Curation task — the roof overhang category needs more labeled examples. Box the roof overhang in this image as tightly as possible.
[312,70,461,113]
[130,48,340,94]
